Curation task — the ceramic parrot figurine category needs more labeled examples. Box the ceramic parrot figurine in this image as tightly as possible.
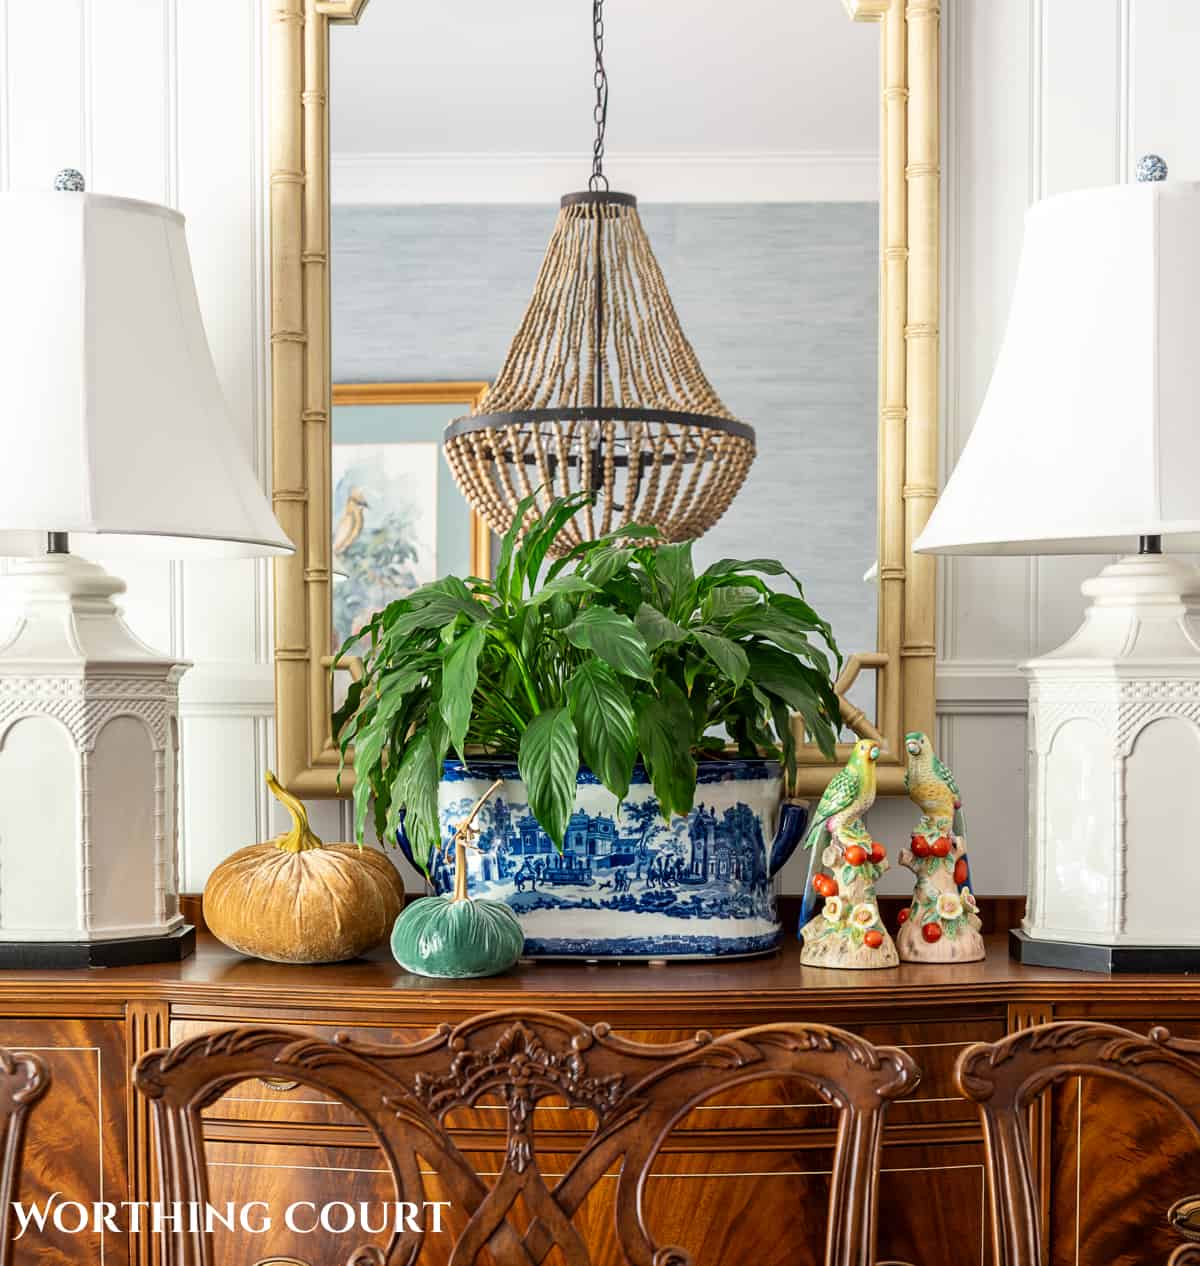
[904,730,963,838]
[903,729,973,894]
[799,738,897,969]
[803,737,881,855]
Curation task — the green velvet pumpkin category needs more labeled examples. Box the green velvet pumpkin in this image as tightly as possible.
[392,779,524,978]
[391,893,524,979]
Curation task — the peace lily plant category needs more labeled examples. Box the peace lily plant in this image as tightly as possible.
[334,493,843,874]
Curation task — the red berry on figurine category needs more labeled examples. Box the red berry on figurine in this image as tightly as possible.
[954,857,969,886]
[843,845,868,866]
[898,907,910,924]
[911,836,931,858]
[864,930,884,948]
[921,922,943,943]
[931,836,952,858]
[870,841,886,863]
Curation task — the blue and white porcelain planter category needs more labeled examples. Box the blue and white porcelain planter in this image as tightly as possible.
[396,758,809,960]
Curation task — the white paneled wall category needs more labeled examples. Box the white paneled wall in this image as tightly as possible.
[4,0,1196,896]
[933,0,1200,896]
[0,0,286,888]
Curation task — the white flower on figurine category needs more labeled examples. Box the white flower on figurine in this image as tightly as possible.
[936,891,964,920]
[822,896,844,923]
[851,902,878,929]
[961,886,979,912]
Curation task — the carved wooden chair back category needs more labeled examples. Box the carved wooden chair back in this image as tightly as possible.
[0,1048,48,1265]
[135,1009,918,1266]
[955,1020,1200,1266]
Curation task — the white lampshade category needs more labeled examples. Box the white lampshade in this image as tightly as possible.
[0,190,291,558]
[916,179,1200,556]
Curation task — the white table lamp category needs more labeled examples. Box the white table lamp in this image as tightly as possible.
[0,172,292,966]
[917,156,1200,970]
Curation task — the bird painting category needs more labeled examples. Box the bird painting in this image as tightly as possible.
[903,730,963,838]
[332,487,369,556]
[802,737,880,856]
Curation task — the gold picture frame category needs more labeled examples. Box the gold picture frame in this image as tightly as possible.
[331,381,492,587]
[269,0,939,797]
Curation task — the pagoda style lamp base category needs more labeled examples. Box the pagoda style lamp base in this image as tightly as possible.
[1020,553,1200,971]
[0,553,193,964]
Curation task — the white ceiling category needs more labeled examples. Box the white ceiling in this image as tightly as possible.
[329,1,880,158]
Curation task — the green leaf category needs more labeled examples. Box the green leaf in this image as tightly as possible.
[745,643,840,760]
[548,593,575,629]
[636,681,697,821]
[701,557,795,585]
[731,608,831,676]
[525,573,598,608]
[564,607,653,681]
[439,623,487,759]
[515,492,592,595]
[544,523,661,583]
[518,707,580,850]
[350,673,423,840]
[654,542,696,616]
[494,491,538,604]
[566,660,637,801]
[635,603,688,651]
[390,730,441,872]
[387,591,488,638]
[692,630,749,688]
[582,545,636,589]
[769,696,797,785]
[702,585,761,627]
[331,676,364,746]
[770,592,841,666]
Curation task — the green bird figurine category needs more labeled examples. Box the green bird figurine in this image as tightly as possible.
[803,737,881,856]
[799,737,896,969]
[903,730,964,839]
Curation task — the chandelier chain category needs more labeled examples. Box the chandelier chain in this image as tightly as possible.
[589,0,609,192]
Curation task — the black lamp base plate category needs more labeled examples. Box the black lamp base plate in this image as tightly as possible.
[0,925,195,970]
[1010,929,1200,974]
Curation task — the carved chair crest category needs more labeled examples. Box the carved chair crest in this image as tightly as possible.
[0,1047,49,1266]
[135,1009,918,1266]
[956,1020,1200,1266]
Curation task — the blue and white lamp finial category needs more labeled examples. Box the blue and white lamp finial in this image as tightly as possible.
[1136,153,1168,183]
[54,168,85,192]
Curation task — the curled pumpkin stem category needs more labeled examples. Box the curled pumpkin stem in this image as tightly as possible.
[265,770,324,854]
[451,779,504,903]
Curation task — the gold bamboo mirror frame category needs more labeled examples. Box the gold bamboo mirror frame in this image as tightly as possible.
[269,0,939,799]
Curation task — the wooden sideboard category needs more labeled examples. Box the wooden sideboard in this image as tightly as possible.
[8,932,1200,1266]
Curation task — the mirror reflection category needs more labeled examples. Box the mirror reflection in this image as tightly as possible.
[329,0,880,718]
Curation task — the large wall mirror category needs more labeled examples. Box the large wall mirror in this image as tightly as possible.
[270,0,939,799]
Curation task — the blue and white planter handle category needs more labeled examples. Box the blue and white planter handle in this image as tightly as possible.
[395,757,809,960]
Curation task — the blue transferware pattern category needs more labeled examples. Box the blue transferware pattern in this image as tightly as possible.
[395,758,809,960]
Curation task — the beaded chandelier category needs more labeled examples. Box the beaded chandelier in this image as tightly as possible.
[443,0,756,555]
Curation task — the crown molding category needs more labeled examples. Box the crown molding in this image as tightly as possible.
[330,151,880,206]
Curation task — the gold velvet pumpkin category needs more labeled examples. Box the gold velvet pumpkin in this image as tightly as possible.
[203,772,404,964]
